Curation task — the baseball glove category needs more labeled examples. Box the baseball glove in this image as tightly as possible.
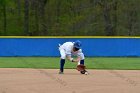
[77,65,87,74]
[76,64,86,71]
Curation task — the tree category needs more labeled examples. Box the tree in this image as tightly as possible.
[96,0,118,36]
[0,0,7,35]
[126,2,138,35]
[24,0,29,35]
[0,0,140,36]
[112,0,118,35]
[34,0,39,35]
[39,0,48,35]
[17,0,21,21]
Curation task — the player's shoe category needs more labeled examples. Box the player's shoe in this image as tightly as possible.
[59,71,64,74]
[80,70,89,75]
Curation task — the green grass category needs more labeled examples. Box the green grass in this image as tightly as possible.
[0,57,140,70]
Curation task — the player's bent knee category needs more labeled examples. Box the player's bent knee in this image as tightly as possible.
[61,56,66,59]
[81,57,85,60]
[78,54,84,59]
[80,54,85,60]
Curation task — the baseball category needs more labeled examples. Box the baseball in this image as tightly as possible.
[85,72,89,75]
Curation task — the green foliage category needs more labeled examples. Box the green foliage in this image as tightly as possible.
[0,0,6,6]
[0,0,140,36]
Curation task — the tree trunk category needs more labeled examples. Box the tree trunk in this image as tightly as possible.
[39,0,47,35]
[112,0,117,35]
[103,2,114,36]
[24,0,29,35]
[56,0,61,33]
[34,0,39,35]
[3,2,7,35]
[17,0,21,20]
[127,3,137,36]
[128,10,137,36]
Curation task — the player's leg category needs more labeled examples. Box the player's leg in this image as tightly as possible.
[78,53,89,75]
[59,49,66,74]
[78,53,85,65]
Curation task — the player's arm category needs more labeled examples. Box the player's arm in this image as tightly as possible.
[66,49,80,62]
[67,55,80,62]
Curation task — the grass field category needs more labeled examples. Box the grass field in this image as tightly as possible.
[0,57,140,70]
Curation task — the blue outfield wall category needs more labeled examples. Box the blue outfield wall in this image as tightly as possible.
[0,37,140,57]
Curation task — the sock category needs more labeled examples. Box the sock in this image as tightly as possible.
[60,59,65,72]
[80,60,84,65]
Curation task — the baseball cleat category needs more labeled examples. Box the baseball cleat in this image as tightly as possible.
[80,70,89,75]
[59,71,64,74]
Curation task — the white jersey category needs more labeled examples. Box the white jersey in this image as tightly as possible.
[59,42,82,56]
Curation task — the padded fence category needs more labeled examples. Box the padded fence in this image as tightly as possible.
[0,37,140,57]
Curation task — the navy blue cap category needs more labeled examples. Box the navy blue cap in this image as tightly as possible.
[74,40,82,49]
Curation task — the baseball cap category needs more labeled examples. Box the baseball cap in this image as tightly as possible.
[74,40,82,49]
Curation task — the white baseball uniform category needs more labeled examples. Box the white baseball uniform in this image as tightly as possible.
[59,42,85,60]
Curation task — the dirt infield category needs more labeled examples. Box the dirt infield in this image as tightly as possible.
[0,69,139,93]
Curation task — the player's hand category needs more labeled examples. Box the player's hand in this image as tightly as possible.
[76,57,81,62]
[67,56,80,62]
[73,57,80,62]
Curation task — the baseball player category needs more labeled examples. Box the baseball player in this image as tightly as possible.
[58,40,88,75]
